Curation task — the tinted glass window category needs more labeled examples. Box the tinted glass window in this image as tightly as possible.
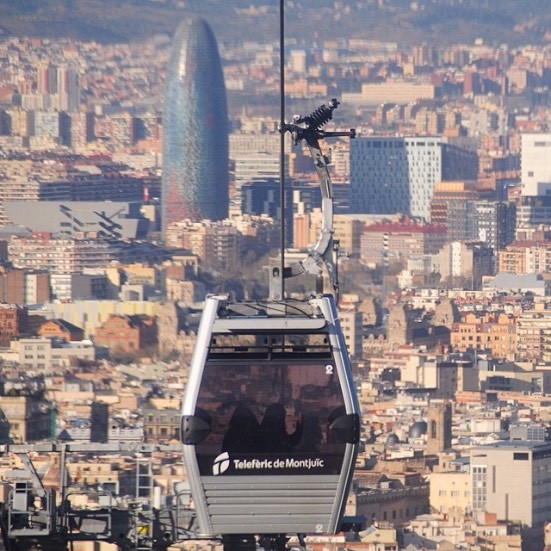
[513,452,529,461]
[194,359,346,476]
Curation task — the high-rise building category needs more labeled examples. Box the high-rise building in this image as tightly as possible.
[516,195,551,237]
[55,65,80,112]
[350,136,478,220]
[430,182,516,251]
[233,153,285,216]
[521,133,551,196]
[37,63,57,95]
[34,63,71,113]
[162,18,229,232]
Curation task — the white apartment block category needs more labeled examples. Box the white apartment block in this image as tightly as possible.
[521,133,551,196]
[351,136,442,220]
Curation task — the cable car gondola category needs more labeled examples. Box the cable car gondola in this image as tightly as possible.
[181,98,360,549]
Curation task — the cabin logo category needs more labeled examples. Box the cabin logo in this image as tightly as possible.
[212,452,231,475]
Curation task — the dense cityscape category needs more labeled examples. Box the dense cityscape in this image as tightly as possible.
[0,1,550,550]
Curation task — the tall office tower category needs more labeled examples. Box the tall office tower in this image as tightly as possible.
[37,63,58,95]
[162,18,229,233]
[516,134,551,237]
[229,130,292,217]
[233,153,284,216]
[350,137,478,220]
[521,133,551,196]
[53,66,80,112]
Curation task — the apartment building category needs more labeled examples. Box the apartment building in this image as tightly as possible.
[450,312,517,359]
[8,233,115,273]
[94,314,157,355]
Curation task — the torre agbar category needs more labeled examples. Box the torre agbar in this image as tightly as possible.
[162,18,229,232]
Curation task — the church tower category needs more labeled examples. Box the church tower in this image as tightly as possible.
[426,399,452,455]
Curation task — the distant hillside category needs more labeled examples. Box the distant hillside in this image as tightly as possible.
[0,0,549,45]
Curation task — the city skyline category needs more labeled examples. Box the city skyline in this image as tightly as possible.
[0,4,550,549]
[1,0,550,47]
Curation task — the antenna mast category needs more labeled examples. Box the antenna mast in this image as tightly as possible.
[273,0,286,302]
[269,1,355,304]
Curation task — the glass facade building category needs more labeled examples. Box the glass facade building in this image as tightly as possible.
[162,18,229,232]
[350,136,478,221]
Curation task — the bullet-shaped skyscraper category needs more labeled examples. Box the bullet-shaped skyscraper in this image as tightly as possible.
[162,18,229,232]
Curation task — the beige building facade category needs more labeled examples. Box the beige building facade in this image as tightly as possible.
[429,471,471,516]
[470,441,551,549]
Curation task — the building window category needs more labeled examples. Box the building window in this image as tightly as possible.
[472,464,487,511]
[513,452,529,461]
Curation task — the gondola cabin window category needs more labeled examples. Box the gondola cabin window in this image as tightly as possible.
[194,359,346,476]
